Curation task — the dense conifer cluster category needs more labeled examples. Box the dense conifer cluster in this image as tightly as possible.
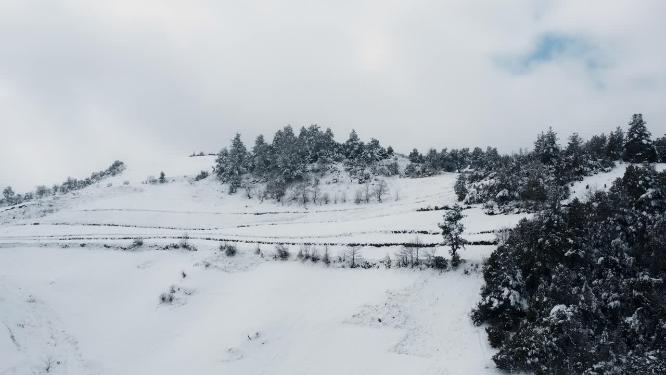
[472,164,666,374]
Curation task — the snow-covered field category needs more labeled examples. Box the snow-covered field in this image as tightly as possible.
[9,154,635,374]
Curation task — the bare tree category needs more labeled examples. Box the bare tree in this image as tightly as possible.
[398,246,416,267]
[354,189,363,204]
[373,179,389,202]
[412,236,423,266]
[346,246,363,268]
[292,183,311,207]
[364,181,371,203]
[311,178,321,204]
[241,180,254,199]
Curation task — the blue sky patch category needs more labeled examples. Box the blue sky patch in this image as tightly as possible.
[496,32,606,76]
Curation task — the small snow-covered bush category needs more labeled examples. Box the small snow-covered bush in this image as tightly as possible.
[220,243,237,256]
[159,291,175,304]
[179,233,197,251]
[450,253,462,269]
[131,237,144,248]
[274,244,290,260]
[194,170,209,181]
[432,256,448,270]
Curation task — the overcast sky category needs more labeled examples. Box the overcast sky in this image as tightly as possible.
[1,0,665,191]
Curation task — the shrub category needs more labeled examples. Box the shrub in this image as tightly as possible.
[432,256,448,270]
[220,243,237,256]
[450,253,461,268]
[310,247,321,263]
[131,237,144,248]
[322,246,331,265]
[275,244,290,260]
[179,233,197,251]
[194,170,209,181]
[159,291,175,304]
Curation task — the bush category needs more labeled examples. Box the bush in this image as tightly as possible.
[194,170,210,181]
[450,253,461,268]
[220,243,237,256]
[179,233,197,251]
[275,244,290,260]
[131,237,144,248]
[310,248,321,263]
[159,291,175,304]
[322,246,331,265]
[432,256,448,270]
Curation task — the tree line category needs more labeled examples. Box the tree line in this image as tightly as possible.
[1,161,125,207]
[456,113,666,212]
[213,125,396,197]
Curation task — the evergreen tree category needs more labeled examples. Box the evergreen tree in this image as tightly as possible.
[623,114,657,163]
[272,126,304,182]
[564,133,586,178]
[408,148,422,163]
[534,127,561,165]
[606,126,624,160]
[159,171,166,183]
[470,147,485,170]
[343,130,364,160]
[3,186,15,205]
[585,133,608,161]
[439,205,465,261]
[454,174,468,201]
[364,138,385,165]
[654,135,666,163]
[252,134,273,178]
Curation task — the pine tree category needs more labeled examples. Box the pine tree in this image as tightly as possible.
[227,133,249,192]
[408,148,422,163]
[272,126,304,182]
[606,126,624,160]
[343,130,364,160]
[454,173,468,201]
[159,171,166,183]
[623,114,657,163]
[214,134,250,193]
[585,133,608,161]
[439,204,465,261]
[534,127,561,165]
[654,135,666,163]
[564,133,586,178]
[252,134,273,178]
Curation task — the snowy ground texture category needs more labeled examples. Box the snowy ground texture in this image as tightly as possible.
[0,155,638,375]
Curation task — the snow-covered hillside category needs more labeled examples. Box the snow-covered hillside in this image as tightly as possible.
[8,155,642,374]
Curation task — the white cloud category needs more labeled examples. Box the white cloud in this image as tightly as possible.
[1,0,665,191]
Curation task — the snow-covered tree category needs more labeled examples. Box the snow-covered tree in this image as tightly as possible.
[606,126,625,160]
[563,132,586,178]
[373,179,389,202]
[3,186,15,205]
[439,205,465,260]
[251,134,273,178]
[654,135,666,163]
[534,127,561,165]
[623,113,657,163]
[272,126,305,182]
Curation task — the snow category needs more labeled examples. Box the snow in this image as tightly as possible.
[2,153,598,374]
[568,162,666,202]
